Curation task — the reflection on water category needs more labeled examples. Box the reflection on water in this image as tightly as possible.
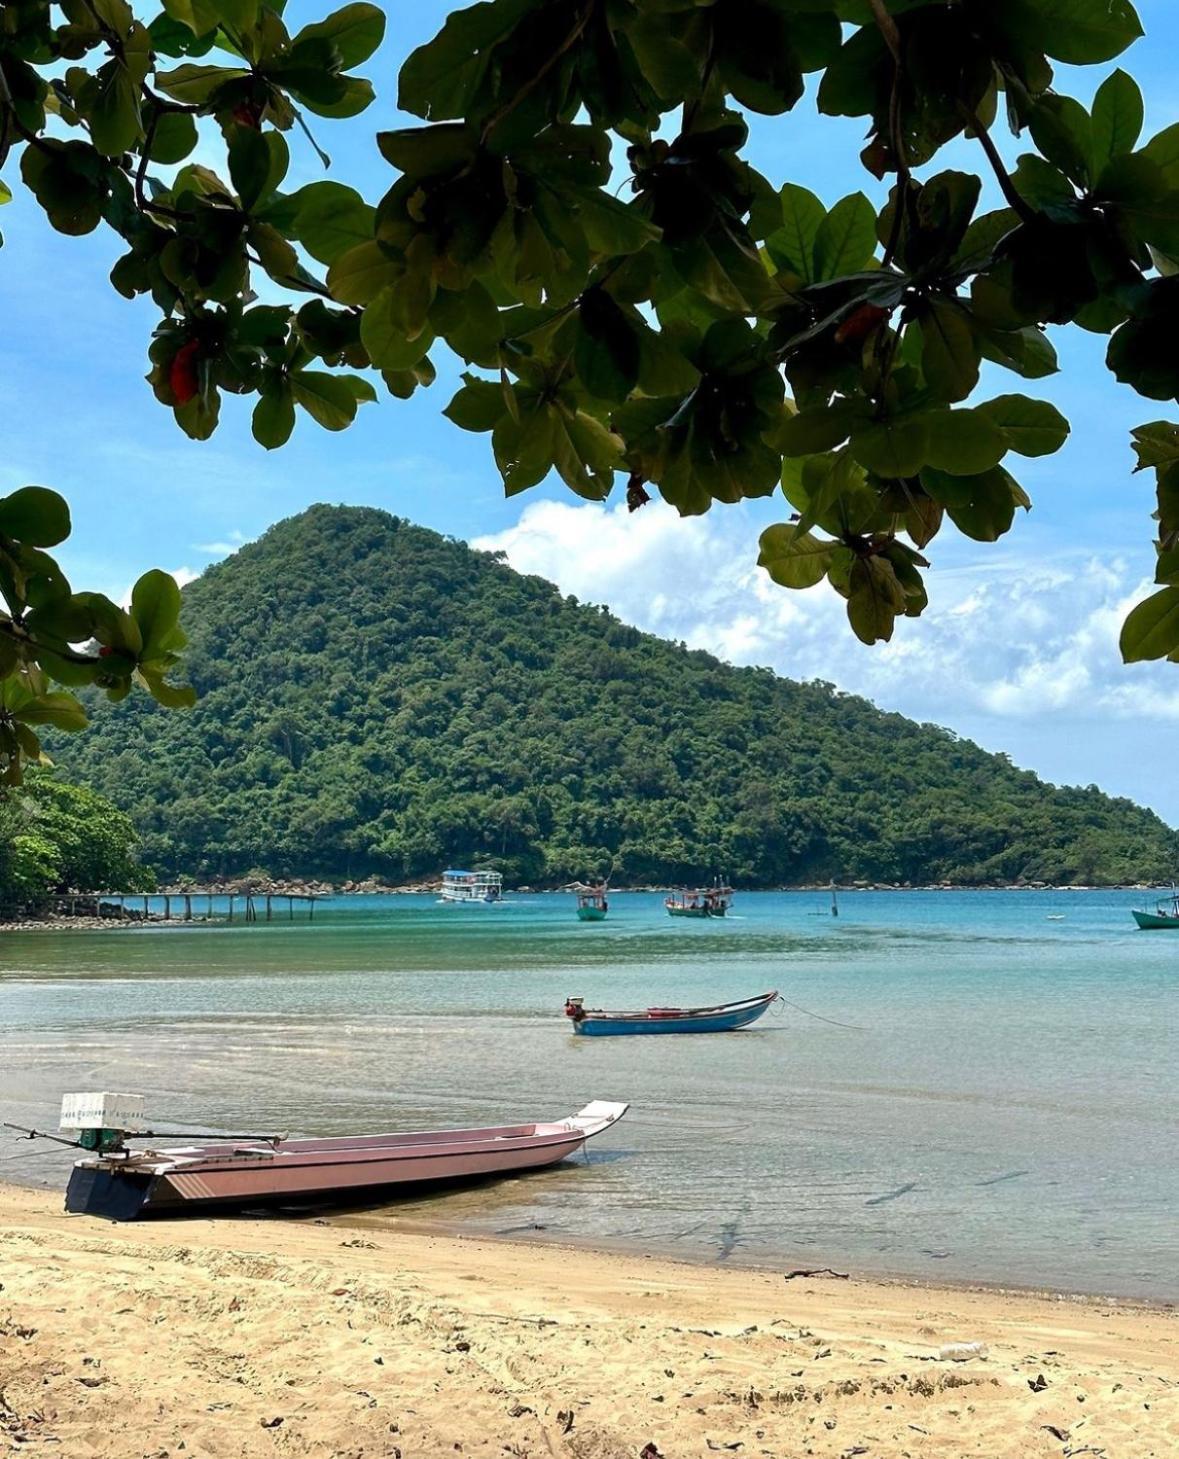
[2,889,1177,1297]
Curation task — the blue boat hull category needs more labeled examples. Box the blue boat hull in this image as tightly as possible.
[571,997,774,1037]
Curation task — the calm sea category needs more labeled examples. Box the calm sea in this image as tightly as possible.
[2,890,1176,1299]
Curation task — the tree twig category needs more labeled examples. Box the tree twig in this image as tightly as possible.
[958,103,1037,225]
[478,4,593,145]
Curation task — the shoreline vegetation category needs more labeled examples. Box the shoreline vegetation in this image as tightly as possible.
[1,1183,1174,1457]
[0,880,1171,931]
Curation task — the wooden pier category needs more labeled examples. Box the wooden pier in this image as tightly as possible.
[44,891,319,924]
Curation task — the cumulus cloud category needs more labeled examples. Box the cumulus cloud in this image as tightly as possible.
[474,500,1179,729]
[194,530,248,557]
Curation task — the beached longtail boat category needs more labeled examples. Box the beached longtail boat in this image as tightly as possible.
[1132,889,1179,929]
[574,883,609,921]
[665,882,733,918]
[45,1093,628,1220]
[564,990,777,1036]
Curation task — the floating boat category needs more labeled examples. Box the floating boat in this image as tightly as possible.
[564,990,777,1037]
[1132,890,1179,929]
[50,1093,628,1220]
[440,869,503,904]
[574,883,609,921]
[665,882,733,918]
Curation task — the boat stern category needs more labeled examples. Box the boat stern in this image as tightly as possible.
[65,1162,159,1221]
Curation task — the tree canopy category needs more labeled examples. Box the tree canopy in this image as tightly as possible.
[50,505,1179,888]
[2,0,1179,783]
[0,772,155,905]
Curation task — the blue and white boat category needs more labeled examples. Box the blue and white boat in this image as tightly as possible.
[563,990,778,1037]
[440,870,503,904]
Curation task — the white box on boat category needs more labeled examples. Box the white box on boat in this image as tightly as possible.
[60,1092,146,1132]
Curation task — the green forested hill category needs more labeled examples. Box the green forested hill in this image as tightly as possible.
[51,506,1178,886]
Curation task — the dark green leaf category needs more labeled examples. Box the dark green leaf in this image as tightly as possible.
[1120,585,1179,661]
[977,394,1071,457]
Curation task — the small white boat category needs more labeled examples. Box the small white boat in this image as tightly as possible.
[52,1093,628,1220]
[440,869,504,903]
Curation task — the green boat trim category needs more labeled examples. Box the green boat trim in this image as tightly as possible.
[1132,889,1179,928]
[573,883,609,921]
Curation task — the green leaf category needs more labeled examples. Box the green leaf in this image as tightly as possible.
[293,3,386,69]
[294,182,375,266]
[327,240,401,305]
[773,403,856,457]
[1120,585,1179,662]
[850,416,930,479]
[1091,69,1144,175]
[138,671,198,709]
[253,385,296,448]
[1028,96,1093,188]
[130,569,182,660]
[1003,0,1143,65]
[977,395,1071,457]
[812,193,876,282]
[0,487,71,548]
[758,524,832,589]
[920,300,980,404]
[1131,422,1179,472]
[148,111,198,164]
[1143,124,1179,188]
[925,466,1023,542]
[160,0,222,35]
[444,375,505,433]
[11,691,88,732]
[976,324,1059,380]
[922,409,1008,475]
[575,292,640,404]
[155,62,249,105]
[765,184,825,282]
[290,371,361,431]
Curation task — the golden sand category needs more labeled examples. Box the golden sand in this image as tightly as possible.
[0,1183,1175,1457]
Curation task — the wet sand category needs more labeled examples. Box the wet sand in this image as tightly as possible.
[0,1183,1175,1457]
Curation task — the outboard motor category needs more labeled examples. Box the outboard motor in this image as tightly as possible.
[60,1092,147,1155]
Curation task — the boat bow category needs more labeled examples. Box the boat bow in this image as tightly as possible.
[566,1100,630,1137]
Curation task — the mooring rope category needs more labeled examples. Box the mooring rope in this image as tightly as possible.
[775,993,866,1031]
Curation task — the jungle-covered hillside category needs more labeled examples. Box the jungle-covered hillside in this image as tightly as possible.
[51,505,1179,886]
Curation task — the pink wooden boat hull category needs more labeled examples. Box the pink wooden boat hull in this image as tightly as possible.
[65,1102,629,1220]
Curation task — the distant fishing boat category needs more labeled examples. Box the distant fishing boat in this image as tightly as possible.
[573,883,609,921]
[564,990,777,1036]
[35,1093,628,1220]
[440,869,503,904]
[665,882,733,918]
[1132,889,1179,929]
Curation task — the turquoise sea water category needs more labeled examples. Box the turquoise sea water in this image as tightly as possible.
[2,889,1176,1298]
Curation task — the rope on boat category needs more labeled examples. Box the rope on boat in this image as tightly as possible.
[774,994,865,1031]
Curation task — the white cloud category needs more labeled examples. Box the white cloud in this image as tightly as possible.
[474,500,1179,731]
[194,530,248,557]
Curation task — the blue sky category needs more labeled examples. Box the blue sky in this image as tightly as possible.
[3,2,1179,822]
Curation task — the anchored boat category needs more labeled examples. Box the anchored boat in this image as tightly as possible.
[665,882,733,918]
[40,1093,628,1220]
[440,869,504,904]
[1132,889,1179,929]
[564,990,777,1036]
[574,883,609,921]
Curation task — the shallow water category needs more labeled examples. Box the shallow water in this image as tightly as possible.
[2,889,1176,1298]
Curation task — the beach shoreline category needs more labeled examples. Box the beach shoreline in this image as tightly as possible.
[1,1183,1175,1458]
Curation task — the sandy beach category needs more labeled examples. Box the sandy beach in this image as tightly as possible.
[0,1185,1175,1458]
